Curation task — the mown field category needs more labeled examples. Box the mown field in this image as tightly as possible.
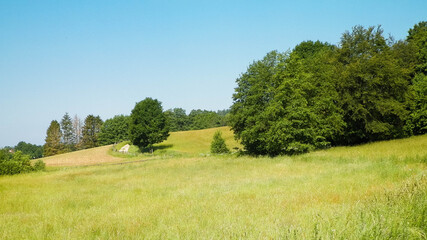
[0,129,426,239]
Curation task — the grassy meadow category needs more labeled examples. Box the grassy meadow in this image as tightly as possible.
[0,129,426,239]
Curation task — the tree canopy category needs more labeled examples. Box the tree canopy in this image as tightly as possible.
[98,115,130,145]
[129,98,169,151]
[14,141,43,159]
[81,115,103,149]
[230,23,427,155]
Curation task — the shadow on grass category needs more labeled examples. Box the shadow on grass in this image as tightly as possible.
[138,144,174,153]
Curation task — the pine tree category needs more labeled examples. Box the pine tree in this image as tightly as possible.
[60,112,75,151]
[210,131,230,154]
[81,115,103,149]
[44,120,62,156]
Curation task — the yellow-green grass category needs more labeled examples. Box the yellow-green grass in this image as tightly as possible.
[41,127,241,166]
[40,145,123,167]
[112,126,242,157]
[156,126,242,154]
[0,135,426,239]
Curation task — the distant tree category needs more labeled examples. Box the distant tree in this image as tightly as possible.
[165,108,189,131]
[189,110,222,130]
[73,115,83,148]
[60,112,75,151]
[210,131,230,154]
[81,115,103,149]
[14,141,43,159]
[98,115,130,145]
[216,109,231,126]
[129,98,169,152]
[44,120,63,156]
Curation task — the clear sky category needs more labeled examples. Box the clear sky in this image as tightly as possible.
[0,0,426,147]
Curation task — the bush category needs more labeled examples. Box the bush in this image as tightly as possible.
[210,131,230,154]
[0,150,43,175]
[33,160,46,171]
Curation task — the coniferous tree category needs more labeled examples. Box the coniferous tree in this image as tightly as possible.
[60,112,75,151]
[210,131,230,154]
[44,120,62,156]
[81,115,103,149]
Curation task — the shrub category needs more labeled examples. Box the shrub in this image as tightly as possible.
[0,150,42,175]
[33,160,46,171]
[210,131,230,154]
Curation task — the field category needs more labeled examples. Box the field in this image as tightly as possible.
[0,128,426,239]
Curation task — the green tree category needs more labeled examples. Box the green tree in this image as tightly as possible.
[14,141,43,159]
[60,112,75,151]
[230,42,344,155]
[407,21,427,135]
[334,26,411,143]
[44,120,62,156]
[189,109,222,130]
[229,51,285,155]
[267,41,343,154]
[81,115,103,149]
[129,98,169,152]
[165,108,189,131]
[98,115,130,145]
[210,131,230,154]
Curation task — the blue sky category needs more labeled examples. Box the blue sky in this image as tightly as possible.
[0,0,426,147]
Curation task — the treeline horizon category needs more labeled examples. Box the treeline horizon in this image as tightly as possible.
[2,22,426,159]
[40,108,230,157]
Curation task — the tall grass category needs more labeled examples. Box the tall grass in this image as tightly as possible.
[0,134,426,239]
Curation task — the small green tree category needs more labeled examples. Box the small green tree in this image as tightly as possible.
[129,98,169,152]
[210,131,230,154]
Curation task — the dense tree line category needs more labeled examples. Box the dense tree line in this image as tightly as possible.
[42,106,229,156]
[165,108,229,132]
[15,141,43,159]
[44,113,103,156]
[229,22,427,155]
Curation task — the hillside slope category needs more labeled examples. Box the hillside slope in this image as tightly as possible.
[41,127,241,166]
[155,126,242,154]
[1,134,426,238]
[41,145,119,167]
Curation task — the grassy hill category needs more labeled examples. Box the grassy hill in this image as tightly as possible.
[41,127,241,167]
[155,126,242,154]
[1,132,426,239]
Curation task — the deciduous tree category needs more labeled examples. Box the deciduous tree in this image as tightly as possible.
[129,98,169,152]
